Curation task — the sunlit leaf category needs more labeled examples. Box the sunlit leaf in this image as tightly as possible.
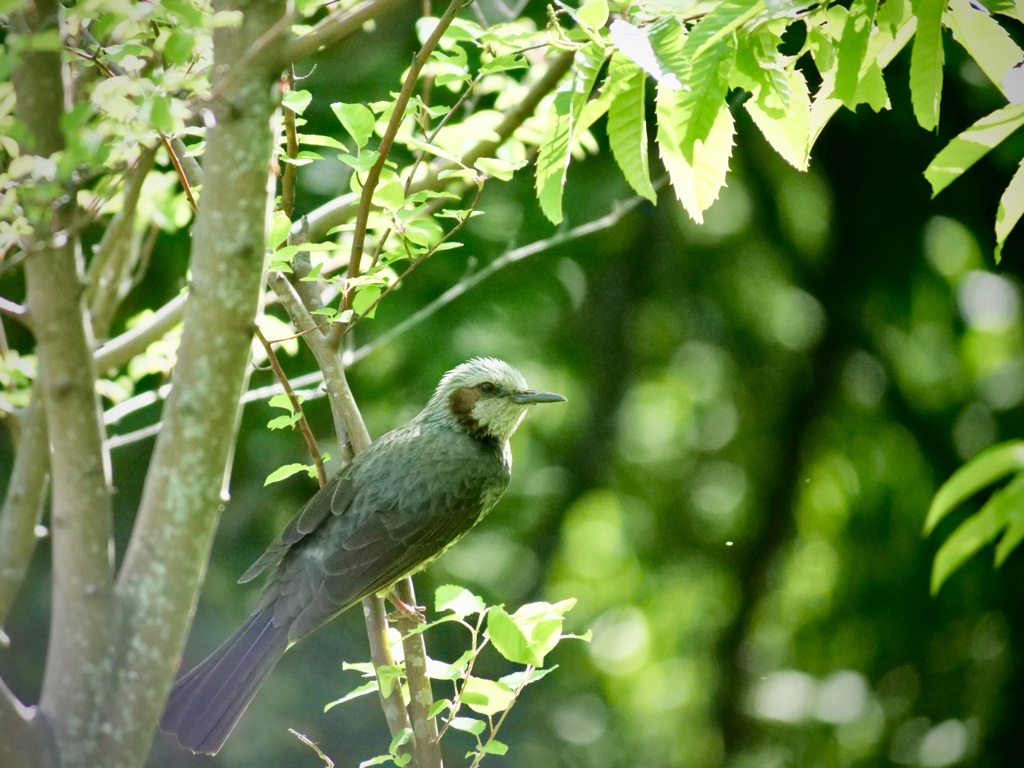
[925,440,1024,533]
[657,91,735,223]
[435,585,486,617]
[924,103,1024,196]
[745,68,811,170]
[331,102,376,149]
[909,0,945,130]
[931,472,1024,593]
[946,0,1023,99]
[994,158,1024,263]
[835,0,879,105]
[606,54,657,202]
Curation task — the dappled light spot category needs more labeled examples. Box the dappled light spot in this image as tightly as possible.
[589,606,651,676]
[749,670,816,723]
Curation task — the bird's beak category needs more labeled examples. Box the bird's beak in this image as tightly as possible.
[512,390,567,405]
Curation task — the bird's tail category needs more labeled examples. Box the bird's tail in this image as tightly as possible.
[161,608,290,755]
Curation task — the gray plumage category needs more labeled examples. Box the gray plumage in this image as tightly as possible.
[161,358,565,754]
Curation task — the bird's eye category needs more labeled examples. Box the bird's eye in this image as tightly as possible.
[477,381,496,395]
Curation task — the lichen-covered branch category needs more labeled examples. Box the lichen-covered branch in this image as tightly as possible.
[97,3,286,766]
[12,4,118,765]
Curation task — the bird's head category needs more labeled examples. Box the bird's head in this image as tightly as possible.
[425,357,566,443]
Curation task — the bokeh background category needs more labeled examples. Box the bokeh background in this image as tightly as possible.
[2,4,1024,767]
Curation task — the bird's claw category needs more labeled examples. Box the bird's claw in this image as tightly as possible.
[387,592,427,623]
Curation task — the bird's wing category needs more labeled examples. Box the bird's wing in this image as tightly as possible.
[237,471,357,585]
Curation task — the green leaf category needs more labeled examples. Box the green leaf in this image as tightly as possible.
[909,0,946,130]
[338,151,380,173]
[352,285,382,318]
[745,68,811,170]
[534,42,606,224]
[324,680,378,711]
[389,728,413,755]
[499,666,556,690]
[835,0,879,105]
[332,102,376,149]
[267,412,301,430]
[427,698,452,718]
[669,35,736,153]
[474,157,527,181]
[487,606,531,664]
[448,716,486,735]
[268,209,292,249]
[283,89,313,115]
[684,0,765,56]
[931,472,1024,593]
[264,463,313,486]
[434,585,486,617]
[610,18,680,86]
[480,740,509,756]
[946,0,1023,99]
[578,0,609,30]
[461,676,515,716]
[924,440,1024,533]
[606,55,657,202]
[657,89,736,224]
[376,664,404,699]
[924,103,1024,196]
[994,158,1024,263]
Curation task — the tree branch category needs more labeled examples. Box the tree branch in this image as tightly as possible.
[97,3,287,766]
[278,0,407,65]
[0,676,56,768]
[13,4,118,763]
[0,389,49,632]
[93,292,187,373]
[86,145,158,339]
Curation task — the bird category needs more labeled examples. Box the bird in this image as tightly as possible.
[160,357,566,754]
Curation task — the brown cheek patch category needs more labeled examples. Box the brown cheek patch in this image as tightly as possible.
[448,387,486,435]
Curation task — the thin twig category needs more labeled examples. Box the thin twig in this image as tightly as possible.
[346,180,484,335]
[335,0,469,343]
[281,68,300,220]
[255,326,327,487]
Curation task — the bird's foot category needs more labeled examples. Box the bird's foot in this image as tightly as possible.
[387,591,426,623]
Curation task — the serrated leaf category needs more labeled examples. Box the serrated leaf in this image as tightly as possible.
[435,585,486,617]
[685,0,765,56]
[855,61,890,111]
[745,68,810,170]
[264,463,312,486]
[947,0,1023,99]
[910,0,946,130]
[665,35,736,154]
[931,472,1024,593]
[657,88,735,224]
[606,55,657,202]
[332,102,376,149]
[925,102,1024,195]
[925,440,1024,533]
[835,0,879,105]
[610,18,678,86]
[995,158,1024,263]
[535,43,606,224]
